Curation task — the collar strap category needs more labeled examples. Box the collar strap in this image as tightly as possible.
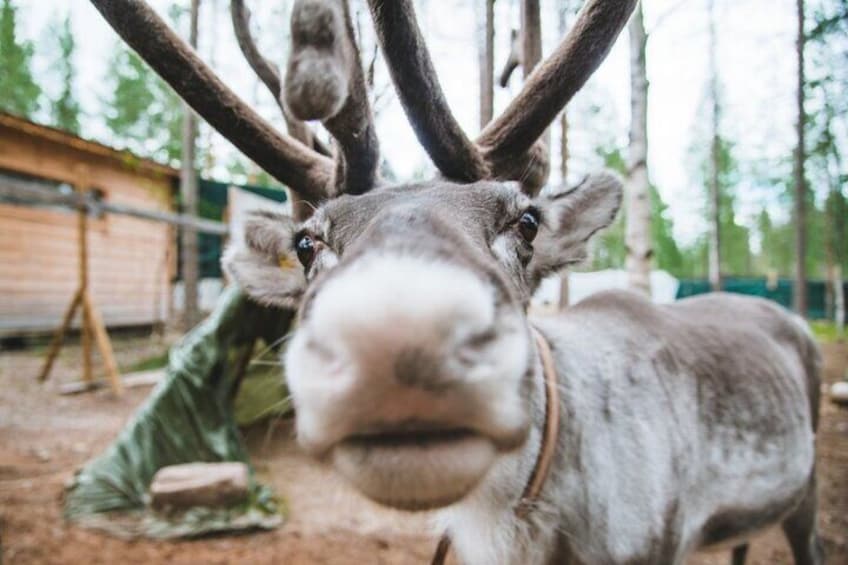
[431,326,561,565]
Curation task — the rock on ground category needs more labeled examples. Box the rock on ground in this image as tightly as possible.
[149,462,249,512]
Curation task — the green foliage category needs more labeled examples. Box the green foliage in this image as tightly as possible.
[0,0,40,117]
[805,0,848,277]
[48,14,81,134]
[697,136,753,276]
[590,145,626,270]
[650,183,685,275]
[224,156,285,189]
[123,350,170,373]
[809,320,845,343]
[590,145,687,277]
[756,209,794,275]
[103,43,183,165]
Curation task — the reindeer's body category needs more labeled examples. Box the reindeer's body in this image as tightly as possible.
[94,1,823,563]
[440,290,822,565]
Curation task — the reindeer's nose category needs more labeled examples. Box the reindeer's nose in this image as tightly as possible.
[304,253,497,388]
[285,253,530,456]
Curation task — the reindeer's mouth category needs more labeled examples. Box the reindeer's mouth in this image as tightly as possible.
[345,426,476,449]
[331,424,498,511]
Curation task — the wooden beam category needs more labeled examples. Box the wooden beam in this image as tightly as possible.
[84,292,124,396]
[37,288,82,382]
[0,177,229,235]
[78,202,94,384]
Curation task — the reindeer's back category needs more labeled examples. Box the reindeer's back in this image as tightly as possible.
[669,291,822,431]
[537,290,820,560]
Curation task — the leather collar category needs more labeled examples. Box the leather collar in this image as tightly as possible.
[431,326,561,565]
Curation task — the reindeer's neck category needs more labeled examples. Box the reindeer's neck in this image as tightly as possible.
[434,324,569,565]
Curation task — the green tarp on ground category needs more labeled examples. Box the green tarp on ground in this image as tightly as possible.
[64,286,293,539]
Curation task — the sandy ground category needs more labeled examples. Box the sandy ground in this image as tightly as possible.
[0,335,846,564]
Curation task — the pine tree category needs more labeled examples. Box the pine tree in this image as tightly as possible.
[103,43,183,164]
[0,0,41,118]
[49,14,81,134]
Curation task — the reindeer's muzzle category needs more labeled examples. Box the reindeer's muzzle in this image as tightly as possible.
[285,253,531,509]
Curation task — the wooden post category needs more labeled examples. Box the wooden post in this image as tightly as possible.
[38,288,82,381]
[38,185,123,396]
[180,0,202,331]
[84,292,124,395]
[78,204,94,383]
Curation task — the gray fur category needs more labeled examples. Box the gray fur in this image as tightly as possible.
[448,290,822,564]
[224,176,822,565]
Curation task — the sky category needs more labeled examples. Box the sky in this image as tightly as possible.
[20,0,799,246]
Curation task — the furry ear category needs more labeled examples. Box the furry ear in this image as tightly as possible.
[528,172,623,287]
[222,210,306,308]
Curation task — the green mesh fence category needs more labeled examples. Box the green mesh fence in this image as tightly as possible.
[676,277,847,320]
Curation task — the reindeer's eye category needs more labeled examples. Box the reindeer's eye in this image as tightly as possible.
[518,210,540,242]
[296,235,316,268]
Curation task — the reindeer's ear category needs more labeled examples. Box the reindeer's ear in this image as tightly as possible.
[223,210,306,308]
[528,172,623,285]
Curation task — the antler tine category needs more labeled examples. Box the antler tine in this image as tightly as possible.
[498,30,521,88]
[367,0,489,183]
[284,0,380,196]
[229,0,331,157]
[478,0,638,173]
[90,0,332,203]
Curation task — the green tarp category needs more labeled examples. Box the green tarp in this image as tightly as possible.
[64,286,293,539]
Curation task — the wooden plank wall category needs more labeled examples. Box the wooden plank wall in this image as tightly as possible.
[0,128,176,335]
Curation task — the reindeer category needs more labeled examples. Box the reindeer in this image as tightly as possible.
[91,1,823,563]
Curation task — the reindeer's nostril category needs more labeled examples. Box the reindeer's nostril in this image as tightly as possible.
[393,347,448,392]
[464,327,498,349]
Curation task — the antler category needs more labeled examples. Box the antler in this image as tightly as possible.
[367,0,489,182]
[498,30,521,88]
[478,0,637,173]
[93,0,633,202]
[90,0,333,203]
[368,0,637,194]
[285,0,380,195]
[229,0,330,157]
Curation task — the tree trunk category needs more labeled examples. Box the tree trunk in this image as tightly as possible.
[521,0,542,75]
[625,0,652,296]
[793,0,807,316]
[558,5,570,310]
[479,0,495,129]
[707,0,722,291]
[520,0,548,151]
[180,0,201,331]
[836,265,845,332]
[557,3,571,184]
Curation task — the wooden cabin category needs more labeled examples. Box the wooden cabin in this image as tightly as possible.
[0,112,178,336]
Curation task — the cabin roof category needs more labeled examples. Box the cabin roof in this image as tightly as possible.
[0,111,180,180]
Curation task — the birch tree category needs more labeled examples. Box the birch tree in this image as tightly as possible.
[478,0,495,129]
[625,0,652,295]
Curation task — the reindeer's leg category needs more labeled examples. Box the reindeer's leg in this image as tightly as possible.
[781,476,824,565]
[730,543,748,565]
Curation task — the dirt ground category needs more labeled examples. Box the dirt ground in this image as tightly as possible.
[1,335,846,564]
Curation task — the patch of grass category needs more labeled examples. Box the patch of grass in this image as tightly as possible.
[234,364,291,427]
[123,351,170,373]
[809,321,845,344]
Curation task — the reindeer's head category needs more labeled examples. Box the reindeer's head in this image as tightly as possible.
[93,0,635,510]
[225,175,620,508]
